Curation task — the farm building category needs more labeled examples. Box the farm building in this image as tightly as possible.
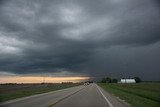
[120,79,136,83]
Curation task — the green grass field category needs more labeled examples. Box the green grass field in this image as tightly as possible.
[98,83,160,107]
[0,83,81,102]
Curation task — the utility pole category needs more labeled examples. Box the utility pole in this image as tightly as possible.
[43,75,45,83]
[124,62,128,83]
[42,73,45,83]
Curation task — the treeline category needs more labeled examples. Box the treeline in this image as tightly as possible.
[99,77,141,83]
[99,77,118,83]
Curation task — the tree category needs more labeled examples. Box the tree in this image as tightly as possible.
[111,78,118,83]
[106,77,111,83]
[100,77,118,83]
[100,78,107,83]
[134,77,141,83]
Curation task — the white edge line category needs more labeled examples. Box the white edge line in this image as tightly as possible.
[96,84,114,107]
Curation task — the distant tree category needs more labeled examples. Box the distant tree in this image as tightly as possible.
[106,77,111,83]
[100,78,107,83]
[134,77,141,83]
[111,78,118,83]
[100,77,118,83]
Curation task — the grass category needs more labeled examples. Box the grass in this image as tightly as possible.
[0,83,81,102]
[98,83,160,107]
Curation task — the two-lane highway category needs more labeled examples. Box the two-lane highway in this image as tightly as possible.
[0,84,127,107]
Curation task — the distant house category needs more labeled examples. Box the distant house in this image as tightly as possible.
[120,79,136,83]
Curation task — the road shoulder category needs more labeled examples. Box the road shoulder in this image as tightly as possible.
[96,84,130,107]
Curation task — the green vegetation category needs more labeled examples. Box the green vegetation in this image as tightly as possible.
[134,77,141,83]
[100,77,118,83]
[0,83,81,102]
[99,77,141,83]
[98,83,160,107]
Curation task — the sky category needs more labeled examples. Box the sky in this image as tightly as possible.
[0,0,160,83]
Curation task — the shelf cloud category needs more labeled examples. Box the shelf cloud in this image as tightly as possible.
[0,0,160,81]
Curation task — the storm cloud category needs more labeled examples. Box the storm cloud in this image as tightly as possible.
[0,0,160,80]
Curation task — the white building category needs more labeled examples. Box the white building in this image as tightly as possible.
[120,79,136,83]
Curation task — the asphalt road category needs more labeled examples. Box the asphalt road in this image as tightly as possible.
[0,84,127,107]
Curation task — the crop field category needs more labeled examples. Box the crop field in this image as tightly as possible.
[98,83,160,107]
[0,83,81,102]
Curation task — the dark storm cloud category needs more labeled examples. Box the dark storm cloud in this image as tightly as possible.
[0,0,160,80]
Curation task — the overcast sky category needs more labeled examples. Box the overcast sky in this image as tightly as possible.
[0,0,160,81]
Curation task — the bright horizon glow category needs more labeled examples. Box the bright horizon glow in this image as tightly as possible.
[0,76,90,83]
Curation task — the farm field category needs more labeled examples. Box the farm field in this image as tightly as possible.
[0,83,81,102]
[98,83,160,107]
